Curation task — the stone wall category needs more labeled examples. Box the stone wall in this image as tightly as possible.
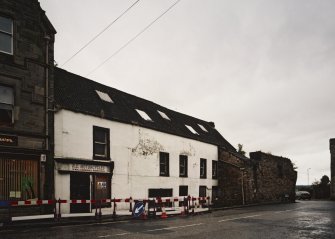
[218,149,297,206]
[330,138,335,200]
[0,0,56,202]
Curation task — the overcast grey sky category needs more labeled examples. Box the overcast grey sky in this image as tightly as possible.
[39,0,335,185]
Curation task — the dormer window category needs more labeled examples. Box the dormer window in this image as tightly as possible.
[0,16,13,55]
[157,110,170,120]
[135,109,153,121]
[0,85,14,126]
[198,124,208,132]
[95,90,113,103]
[185,125,199,135]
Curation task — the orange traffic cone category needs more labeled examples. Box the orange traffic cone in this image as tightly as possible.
[161,205,168,219]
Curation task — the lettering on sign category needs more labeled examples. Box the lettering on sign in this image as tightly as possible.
[0,134,18,146]
[97,181,107,189]
[70,164,110,173]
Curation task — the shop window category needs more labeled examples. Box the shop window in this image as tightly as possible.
[0,85,14,126]
[0,159,38,200]
[93,126,110,160]
[200,158,207,179]
[212,160,218,179]
[0,16,13,54]
[179,155,188,177]
[159,152,169,176]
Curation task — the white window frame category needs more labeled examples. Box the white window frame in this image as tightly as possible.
[157,110,170,120]
[95,90,113,103]
[135,109,153,121]
[185,125,199,135]
[198,124,208,132]
[0,16,13,55]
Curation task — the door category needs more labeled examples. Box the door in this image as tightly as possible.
[93,174,111,208]
[70,173,90,213]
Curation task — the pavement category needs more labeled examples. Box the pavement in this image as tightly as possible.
[0,206,210,230]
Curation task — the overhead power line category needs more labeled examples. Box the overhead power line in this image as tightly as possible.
[86,0,181,77]
[61,0,141,67]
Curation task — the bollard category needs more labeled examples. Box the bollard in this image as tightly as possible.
[58,198,62,220]
[112,198,116,219]
[191,197,195,215]
[8,201,12,224]
[207,196,211,213]
[53,199,57,221]
[129,197,133,213]
[95,200,99,220]
[98,200,102,220]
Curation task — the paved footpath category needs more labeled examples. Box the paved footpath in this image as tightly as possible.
[1,200,334,239]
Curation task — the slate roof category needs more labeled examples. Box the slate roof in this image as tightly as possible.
[54,67,236,151]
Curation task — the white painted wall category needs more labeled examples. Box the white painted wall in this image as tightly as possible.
[54,109,219,211]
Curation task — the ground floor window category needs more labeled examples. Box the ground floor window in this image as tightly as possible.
[179,185,188,206]
[0,158,39,200]
[148,188,173,207]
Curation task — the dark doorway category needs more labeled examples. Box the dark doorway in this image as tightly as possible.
[70,173,90,213]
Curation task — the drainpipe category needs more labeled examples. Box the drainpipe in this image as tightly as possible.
[240,168,245,205]
[44,35,50,151]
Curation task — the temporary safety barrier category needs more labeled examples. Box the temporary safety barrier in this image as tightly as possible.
[0,196,211,224]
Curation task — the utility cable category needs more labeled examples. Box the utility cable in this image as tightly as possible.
[86,0,181,77]
[61,0,140,67]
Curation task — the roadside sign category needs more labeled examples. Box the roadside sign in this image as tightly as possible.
[133,201,145,218]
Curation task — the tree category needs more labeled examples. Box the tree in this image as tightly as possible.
[312,175,331,199]
[237,144,246,156]
[320,175,330,185]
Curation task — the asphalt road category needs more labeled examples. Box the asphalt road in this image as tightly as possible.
[1,200,334,239]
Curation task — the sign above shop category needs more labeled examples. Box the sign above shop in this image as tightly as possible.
[0,134,18,146]
[57,162,110,174]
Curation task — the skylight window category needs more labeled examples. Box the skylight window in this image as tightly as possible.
[198,124,208,132]
[95,90,113,103]
[185,125,199,135]
[157,110,170,120]
[135,109,153,121]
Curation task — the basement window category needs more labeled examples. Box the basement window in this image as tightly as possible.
[135,109,153,121]
[185,125,199,135]
[157,110,170,120]
[95,90,113,103]
[198,124,208,132]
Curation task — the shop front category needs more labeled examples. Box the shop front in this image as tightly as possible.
[55,158,113,213]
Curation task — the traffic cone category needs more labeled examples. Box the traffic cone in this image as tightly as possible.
[161,205,168,219]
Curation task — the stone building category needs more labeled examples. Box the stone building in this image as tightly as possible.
[330,138,335,200]
[0,0,56,203]
[217,150,297,206]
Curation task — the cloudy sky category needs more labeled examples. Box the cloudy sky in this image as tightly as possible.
[39,0,335,185]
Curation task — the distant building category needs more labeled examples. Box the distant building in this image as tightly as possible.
[218,150,297,206]
[330,138,335,200]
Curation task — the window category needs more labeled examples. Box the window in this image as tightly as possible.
[212,160,218,179]
[157,110,170,120]
[148,188,172,198]
[198,124,208,132]
[185,125,199,135]
[93,126,110,160]
[200,158,207,179]
[159,152,169,176]
[179,155,188,177]
[95,90,113,103]
[135,109,153,121]
[199,186,207,197]
[0,85,14,126]
[0,16,13,54]
[179,185,188,206]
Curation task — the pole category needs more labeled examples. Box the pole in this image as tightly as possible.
[307,168,311,185]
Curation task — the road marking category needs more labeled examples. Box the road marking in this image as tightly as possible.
[97,223,204,238]
[146,223,204,232]
[274,207,303,214]
[218,214,262,222]
[98,232,130,238]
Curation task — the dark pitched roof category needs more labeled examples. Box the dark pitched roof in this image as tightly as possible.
[54,67,236,151]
